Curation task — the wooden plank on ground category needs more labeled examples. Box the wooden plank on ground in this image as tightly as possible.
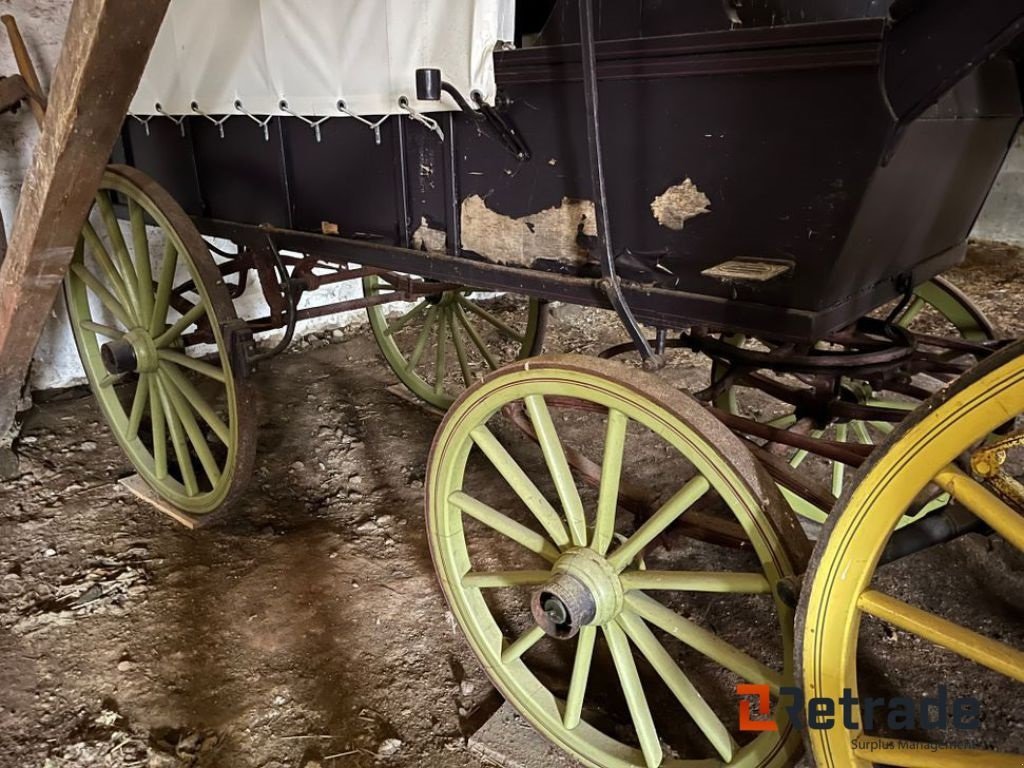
[0,0,171,439]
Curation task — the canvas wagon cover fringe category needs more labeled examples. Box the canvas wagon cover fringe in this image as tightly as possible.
[130,0,515,118]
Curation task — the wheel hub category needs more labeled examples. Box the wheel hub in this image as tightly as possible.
[100,329,159,375]
[531,548,623,639]
[100,339,137,375]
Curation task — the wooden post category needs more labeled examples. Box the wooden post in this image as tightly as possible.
[0,0,171,440]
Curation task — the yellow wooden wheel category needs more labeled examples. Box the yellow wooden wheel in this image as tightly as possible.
[797,341,1024,768]
[428,355,809,768]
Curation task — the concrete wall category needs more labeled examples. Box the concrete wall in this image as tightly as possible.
[3,1,1023,391]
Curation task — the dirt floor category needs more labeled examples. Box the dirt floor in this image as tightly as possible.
[1,243,1022,768]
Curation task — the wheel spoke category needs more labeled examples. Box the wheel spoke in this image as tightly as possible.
[620,570,771,594]
[433,307,449,396]
[450,309,475,387]
[562,624,596,730]
[608,475,711,572]
[789,428,824,469]
[406,306,438,371]
[603,620,664,768]
[461,570,550,589]
[158,371,222,488]
[456,294,525,343]
[831,422,848,497]
[448,491,561,563]
[866,398,917,412]
[156,350,226,384]
[80,320,122,340]
[97,373,122,389]
[593,408,628,555]
[159,361,230,444]
[126,373,150,441]
[626,592,783,692]
[81,220,138,322]
[71,263,134,329]
[934,465,1024,551]
[385,300,429,337]
[617,610,735,763]
[858,589,1024,683]
[155,376,198,495]
[501,625,546,664]
[149,241,179,335]
[851,420,873,445]
[524,395,588,547]
[896,295,927,328]
[128,198,154,322]
[764,413,798,429]
[470,426,570,547]
[154,301,207,349]
[94,191,141,308]
[852,737,1022,768]
[454,305,499,369]
[149,376,167,480]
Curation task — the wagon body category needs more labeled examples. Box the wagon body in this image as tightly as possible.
[119,0,1024,341]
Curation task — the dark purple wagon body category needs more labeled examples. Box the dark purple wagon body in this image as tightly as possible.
[116,0,1024,341]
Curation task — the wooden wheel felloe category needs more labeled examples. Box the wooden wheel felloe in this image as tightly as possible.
[427,354,810,768]
[363,274,546,409]
[64,165,255,516]
[715,278,995,527]
[797,341,1024,768]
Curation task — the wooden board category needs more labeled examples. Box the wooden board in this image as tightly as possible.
[119,474,208,530]
[0,0,172,438]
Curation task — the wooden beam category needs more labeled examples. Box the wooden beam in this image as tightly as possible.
[0,0,171,438]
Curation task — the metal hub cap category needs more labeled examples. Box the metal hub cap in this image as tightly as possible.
[100,338,137,375]
[101,328,160,376]
[531,548,624,639]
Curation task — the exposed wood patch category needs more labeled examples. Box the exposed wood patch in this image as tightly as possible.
[411,217,447,253]
[461,195,597,267]
[651,178,710,230]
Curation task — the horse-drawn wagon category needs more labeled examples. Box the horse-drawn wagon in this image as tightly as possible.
[56,1,1024,765]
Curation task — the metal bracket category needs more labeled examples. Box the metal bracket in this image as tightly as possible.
[222,318,256,378]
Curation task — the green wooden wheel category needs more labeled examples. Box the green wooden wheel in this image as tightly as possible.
[64,165,255,516]
[714,277,995,527]
[363,275,546,409]
[427,354,809,768]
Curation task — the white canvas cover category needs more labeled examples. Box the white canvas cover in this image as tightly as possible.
[130,0,515,118]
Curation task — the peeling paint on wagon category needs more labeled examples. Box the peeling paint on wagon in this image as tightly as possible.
[651,177,711,230]
[460,194,598,267]
[411,216,448,253]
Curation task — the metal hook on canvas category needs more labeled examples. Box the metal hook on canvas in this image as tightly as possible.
[279,100,331,143]
[154,103,186,137]
[398,96,444,142]
[190,101,231,138]
[127,112,155,137]
[234,100,273,141]
[336,100,389,146]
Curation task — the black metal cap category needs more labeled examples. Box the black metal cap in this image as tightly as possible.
[415,68,442,101]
